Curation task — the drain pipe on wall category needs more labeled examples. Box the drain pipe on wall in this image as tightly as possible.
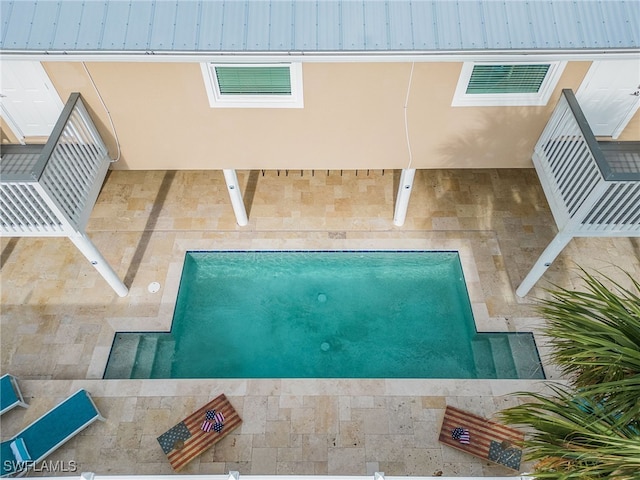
[223,169,248,226]
[394,62,416,227]
[82,62,121,163]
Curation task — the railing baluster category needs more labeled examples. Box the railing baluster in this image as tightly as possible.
[5,184,39,233]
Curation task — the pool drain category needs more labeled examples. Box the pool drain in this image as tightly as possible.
[317,293,327,303]
[321,342,330,351]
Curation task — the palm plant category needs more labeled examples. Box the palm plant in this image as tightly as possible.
[499,268,640,479]
[500,384,640,479]
[539,269,640,415]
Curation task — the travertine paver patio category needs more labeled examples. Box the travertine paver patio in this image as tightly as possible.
[1,169,639,476]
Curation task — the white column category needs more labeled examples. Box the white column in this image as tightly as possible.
[516,232,572,297]
[68,231,128,297]
[223,169,248,226]
[393,168,416,226]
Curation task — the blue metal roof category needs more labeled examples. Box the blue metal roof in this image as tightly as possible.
[1,0,639,54]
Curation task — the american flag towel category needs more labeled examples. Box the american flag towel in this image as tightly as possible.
[202,410,225,433]
[201,420,214,432]
[452,426,471,444]
[213,411,225,432]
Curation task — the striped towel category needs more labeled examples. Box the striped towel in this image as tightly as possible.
[201,410,225,433]
[452,426,471,444]
[201,420,214,432]
[213,411,225,432]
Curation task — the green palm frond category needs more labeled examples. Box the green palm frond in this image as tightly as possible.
[500,385,640,480]
[539,268,640,413]
[499,268,640,479]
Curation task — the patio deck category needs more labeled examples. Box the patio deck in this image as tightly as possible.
[1,168,638,476]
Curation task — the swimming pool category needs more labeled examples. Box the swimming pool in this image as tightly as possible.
[104,251,544,379]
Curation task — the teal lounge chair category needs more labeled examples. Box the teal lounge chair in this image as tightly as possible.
[0,389,104,477]
[0,375,28,416]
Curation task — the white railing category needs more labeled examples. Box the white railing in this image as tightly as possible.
[0,93,128,296]
[0,182,66,234]
[532,89,640,236]
[518,89,640,297]
[582,182,640,233]
[0,93,111,237]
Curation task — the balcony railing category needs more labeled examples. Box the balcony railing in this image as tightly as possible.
[518,89,640,296]
[1,92,111,236]
[533,89,640,235]
[0,92,127,296]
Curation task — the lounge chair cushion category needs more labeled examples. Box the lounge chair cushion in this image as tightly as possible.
[0,374,28,416]
[9,438,30,463]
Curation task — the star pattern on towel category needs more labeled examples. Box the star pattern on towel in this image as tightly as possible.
[202,409,225,433]
[451,426,471,444]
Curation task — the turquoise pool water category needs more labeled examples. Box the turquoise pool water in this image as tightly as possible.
[104,251,544,379]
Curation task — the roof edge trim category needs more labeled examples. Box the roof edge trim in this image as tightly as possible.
[1,49,639,63]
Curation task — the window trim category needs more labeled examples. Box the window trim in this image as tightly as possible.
[452,61,566,107]
[201,63,303,108]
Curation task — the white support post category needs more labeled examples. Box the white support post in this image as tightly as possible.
[516,232,573,297]
[68,231,129,297]
[223,169,248,226]
[393,168,416,226]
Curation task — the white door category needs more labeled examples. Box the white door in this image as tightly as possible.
[576,59,640,138]
[0,61,64,143]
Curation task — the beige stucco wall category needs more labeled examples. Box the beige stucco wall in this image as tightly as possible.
[1,117,20,144]
[617,107,640,142]
[42,60,595,170]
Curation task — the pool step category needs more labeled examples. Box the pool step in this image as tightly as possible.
[131,335,159,379]
[105,331,543,380]
[471,336,497,378]
[508,334,545,379]
[103,333,141,379]
[103,333,175,379]
[151,336,175,378]
[472,333,546,380]
[488,335,519,379]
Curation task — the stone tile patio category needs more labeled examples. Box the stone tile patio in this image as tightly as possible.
[1,169,638,476]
